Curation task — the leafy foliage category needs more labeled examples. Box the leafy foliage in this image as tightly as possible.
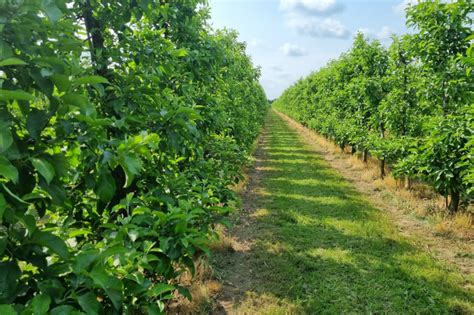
[0,0,267,313]
[274,0,473,212]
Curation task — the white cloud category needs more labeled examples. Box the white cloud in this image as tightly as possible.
[280,43,307,57]
[280,0,348,39]
[358,26,394,41]
[247,38,263,48]
[280,0,344,16]
[393,0,454,14]
[393,0,417,14]
[377,26,394,40]
[287,16,349,39]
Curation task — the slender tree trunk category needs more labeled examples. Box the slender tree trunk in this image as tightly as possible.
[82,0,108,78]
[82,1,129,212]
[379,128,385,179]
[380,159,385,179]
[448,191,460,213]
[404,176,411,189]
[351,146,356,154]
[362,149,368,163]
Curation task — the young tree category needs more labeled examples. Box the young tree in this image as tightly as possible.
[405,0,473,212]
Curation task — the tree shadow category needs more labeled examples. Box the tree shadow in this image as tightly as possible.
[212,112,473,314]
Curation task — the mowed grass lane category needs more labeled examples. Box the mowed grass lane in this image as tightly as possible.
[214,110,473,314]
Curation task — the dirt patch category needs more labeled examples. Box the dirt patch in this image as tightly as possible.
[276,111,473,279]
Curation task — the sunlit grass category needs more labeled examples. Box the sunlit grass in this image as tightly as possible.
[216,111,473,314]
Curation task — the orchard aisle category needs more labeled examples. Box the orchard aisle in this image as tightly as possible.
[211,110,472,314]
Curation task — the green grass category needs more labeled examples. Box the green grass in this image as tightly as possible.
[215,111,473,314]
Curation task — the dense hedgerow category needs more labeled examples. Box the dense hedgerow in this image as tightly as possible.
[274,0,473,213]
[0,0,267,313]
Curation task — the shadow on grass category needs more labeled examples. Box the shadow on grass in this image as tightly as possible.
[213,111,473,314]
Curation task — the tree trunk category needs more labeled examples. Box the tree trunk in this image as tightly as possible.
[82,0,109,78]
[362,149,368,163]
[380,159,385,179]
[82,2,129,211]
[404,176,411,189]
[448,191,460,213]
[379,128,385,178]
[351,146,356,154]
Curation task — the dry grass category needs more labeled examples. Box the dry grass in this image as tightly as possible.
[232,172,250,195]
[453,212,473,230]
[168,221,242,314]
[169,139,261,314]
[168,253,223,314]
[432,212,474,237]
[225,292,303,315]
[175,279,222,314]
[208,225,235,253]
[434,221,452,236]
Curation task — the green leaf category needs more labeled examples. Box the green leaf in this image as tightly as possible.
[176,107,202,120]
[118,154,142,188]
[41,0,63,22]
[26,109,49,140]
[1,184,28,204]
[50,305,81,315]
[74,76,110,86]
[62,93,95,116]
[177,286,192,301]
[182,256,195,277]
[0,58,27,67]
[0,305,17,315]
[31,294,51,315]
[0,40,13,60]
[144,305,160,315]
[0,261,21,302]
[73,250,99,273]
[77,292,100,314]
[50,74,71,92]
[68,229,92,238]
[0,236,6,257]
[0,156,18,184]
[173,49,188,57]
[0,193,5,220]
[0,89,35,101]
[31,158,55,184]
[32,231,70,260]
[95,171,116,202]
[21,214,37,235]
[89,266,123,310]
[147,283,175,297]
[0,121,13,153]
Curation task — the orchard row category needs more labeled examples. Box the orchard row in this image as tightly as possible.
[274,0,473,213]
[0,0,267,313]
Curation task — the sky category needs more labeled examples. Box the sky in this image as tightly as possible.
[207,0,415,99]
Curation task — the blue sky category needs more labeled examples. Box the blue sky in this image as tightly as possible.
[208,0,414,99]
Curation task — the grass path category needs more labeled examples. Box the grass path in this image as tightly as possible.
[212,110,473,314]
